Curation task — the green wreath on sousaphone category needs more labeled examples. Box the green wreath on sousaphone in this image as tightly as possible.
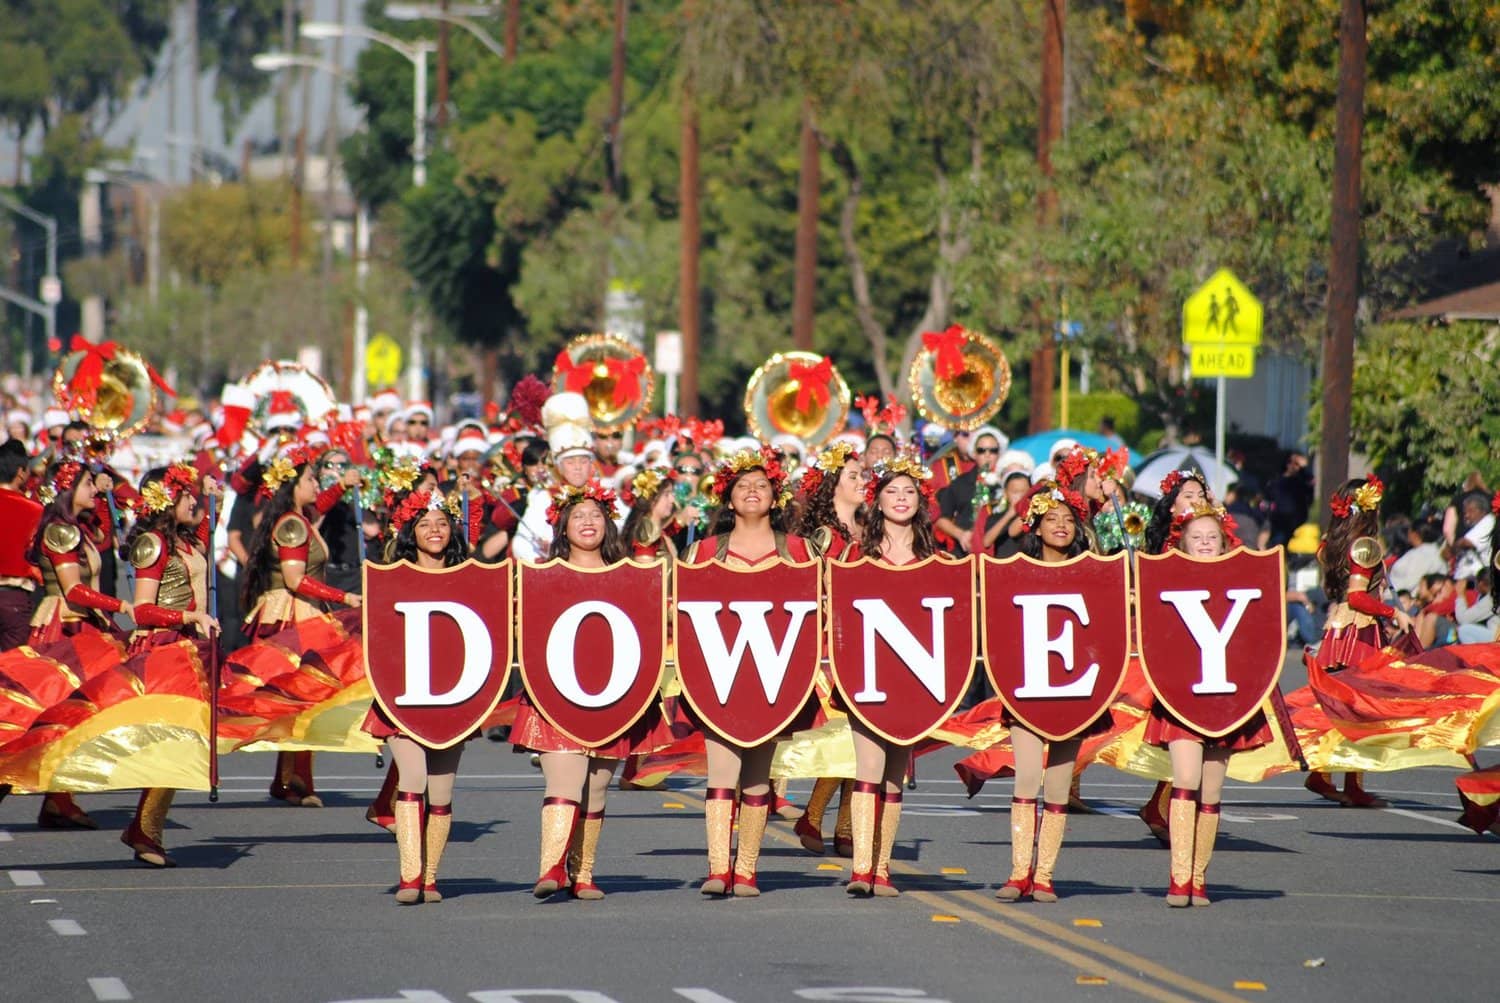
[551,333,656,433]
[743,351,851,448]
[908,324,1011,431]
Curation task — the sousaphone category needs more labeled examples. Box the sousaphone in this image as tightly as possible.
[52,342,163,440]
[243,360,339,436]
[743,351,850,448]
[551,333,655,434]
[908,324,1011,431]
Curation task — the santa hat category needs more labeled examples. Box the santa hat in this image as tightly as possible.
[404,400,435,423]
[43,408,71,430]
[973,426,1009,451]
[1048,437,1079,462]
[6,409,33,434]
[216,383,255,448]
[452,427,488,457]
[370,389,402,415]
[770,433,806,461]
[160,409,187,435]
[264,390,303,433]
[542,392,594,461]
[996,449,1034,476]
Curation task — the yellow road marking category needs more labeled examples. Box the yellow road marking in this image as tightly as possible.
[1233,982,1266,992]
[1074,918,1103,927]
[816,863,843,871]
[1076,976,1110,986]
[940,866,967,875]
[931,914,960,923]
[661,802,686,809]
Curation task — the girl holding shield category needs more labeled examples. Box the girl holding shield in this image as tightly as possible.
[686,448,815,897]
[361,489,468,904]
[1146,504,1273,907]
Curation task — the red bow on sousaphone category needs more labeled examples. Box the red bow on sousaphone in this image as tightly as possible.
[921,326,968,381]
[550,333,656,433]
[743,351,851,448]
[52,337,174,440]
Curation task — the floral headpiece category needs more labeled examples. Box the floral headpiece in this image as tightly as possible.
[1329,474,1384,520]
[388,489,462,537]
[1159,468,1207,499]
[139,463,200,515]
[1020,479,1090,532]
[545,479,619,527]
[1054,446,1099,488]
[379,454,425,495]
[39,460,85,506]
[1097,447,1130,483]
[708,447,791,509]
[798,441,861,498]
[259,445,322,498]
[627,466,675,506]
[854,394,908,437]
[864,451,935,507]
[1166,501,1242,551]
[1492,489,1500,517]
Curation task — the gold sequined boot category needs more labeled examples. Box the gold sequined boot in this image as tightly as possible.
[796,777,840,854]
[571,810,606,900]
[421,803,452,903]
[394,792,424,904]
[846,781,881,896]
[1031,803,1068,902]
[701,787,735,895]
[873,790,903,897]
[1166,788,1197,907]
[1190,801,1220,906]
[733,793,770,896]
[995,796,1037,901]
[534,796,578,898]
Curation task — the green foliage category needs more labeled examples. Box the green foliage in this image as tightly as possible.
[1056,391,1142,446]
[159,181,308,287]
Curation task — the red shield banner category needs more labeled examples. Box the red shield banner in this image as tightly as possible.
[674,560,822,748]
[982,552,1131,741]
[1135,548,1288,737]
[517,560,668,748]
[828,557,977,745]
[363,560,514,750]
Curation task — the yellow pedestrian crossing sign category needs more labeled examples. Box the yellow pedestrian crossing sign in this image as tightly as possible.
[366,333,402,388]
[1183,269,1262,346]
[1189,343,1255,378]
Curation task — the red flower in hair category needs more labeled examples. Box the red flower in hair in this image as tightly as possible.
[1020,480,1090,532]
[1492,490,1500,517]
[1097,447,1130,482]
[53,461,83,493]
[546,480,619,527]
[1054,446,1096,488]
[709,447,789,508]
[1166,503,1242,551]
[1329,494,1353,519]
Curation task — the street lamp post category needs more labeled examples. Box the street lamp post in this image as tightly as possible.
[0,193,59,376]
[385,3,509,62]
[301,22,435,400]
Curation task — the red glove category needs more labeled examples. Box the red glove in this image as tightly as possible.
[66,583,124,614]
[1347,590,1395,619]
[314,482,346,515]
[293,576,347,604]
[134,604,185,628]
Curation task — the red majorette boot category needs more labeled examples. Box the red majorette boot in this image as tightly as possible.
[39,792,97,830]
[995,796,1036,901]
[121,789,176,867]
[795,777,840,854]
[1304,770,1352,805]
[394,792,425,905]
[833,780,855,858]
[366,763,398,832]
[1342,772,1389,808]
[1166,787,1197,907]
[771,777,801,820]
[1191,801,1220,906]
[872,790,903,897]
[701,787,736,895]
[534,796,579,898]
[845,781,882,896]
[1139,780,1171,845]
[422,802,452,903]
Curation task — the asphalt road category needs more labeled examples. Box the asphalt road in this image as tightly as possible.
[3,656,1497,1003]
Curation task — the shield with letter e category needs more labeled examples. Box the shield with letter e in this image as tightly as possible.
[674,559,822,748]
[517,559,668,747]
[982,551,1131,741]
[363,560,513,749]
[827,556,976,745]
[1135,548,1286,737]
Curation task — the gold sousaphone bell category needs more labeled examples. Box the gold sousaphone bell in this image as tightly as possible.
[551,333,655,434]
[743,351,851,448]
[907,324,1011,431]
[52,343,161,440]
[243,360,339,437]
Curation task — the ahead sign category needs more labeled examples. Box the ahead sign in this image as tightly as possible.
[1189,343,1255,379]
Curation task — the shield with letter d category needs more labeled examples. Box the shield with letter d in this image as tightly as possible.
[363,560,514,749]
[517,560,668,747]
[982,551,1131,741]
[828,556,977,745]
[1135,548,1287,737]
[674,559,822,748]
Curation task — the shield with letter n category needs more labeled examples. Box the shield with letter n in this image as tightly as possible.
[674,559,822,748]
[363,560,514,749]
[1135,548,1287,737]
[982,551,1131,741]
[828,556,977,745]
[517,559,668,747]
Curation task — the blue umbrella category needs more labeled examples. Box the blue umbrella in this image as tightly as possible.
[1008,429,1117,464]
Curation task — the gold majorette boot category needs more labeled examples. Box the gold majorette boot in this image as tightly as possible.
[1166,788,1197,907]
[1190,801,1220,907]
[995,796,1037,901]
[1031,803,1068,903]
[733,793,771,896]
[833,780,854,857]
[873,790,903,897]
[534,796,578,898]
[421,803,452,903]
[796,777,840,854]
[394,792,424,904]
[571,810,606,900]
[701,787,735,895]
[122,788,176,868]
[846,781,881,896]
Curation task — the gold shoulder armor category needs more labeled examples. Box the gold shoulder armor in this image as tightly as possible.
[809,526,833,559]
[1349,536,1383,569]
[43,522,81,554]
[633,519,661,548]
[273,515,309,549]
[130,532,164,570]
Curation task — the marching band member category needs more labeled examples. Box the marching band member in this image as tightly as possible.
[842,453,942,897]
[1304,475,1413,808]
[621,466,683,562]
[362,489,470,903]
[686,447,815,896]
[0,440,43,650]
[27,458,133,829]
[996,479,1102,903]
[239,446,363,807]
[791,441,865,857]
[120,464,221,867]
[511,393,600,561]
[1147,503,1272,907]
[515,480,633,901]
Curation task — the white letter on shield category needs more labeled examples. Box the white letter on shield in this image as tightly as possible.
[677,601,819,704]
[850,598,954,703]
[1011,593,1101,699]
[1158,588,1263,694]
[545,601,641,708]
[393,601,493,706]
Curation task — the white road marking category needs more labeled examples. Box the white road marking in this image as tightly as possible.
[88,977,132,1001]
[49,918,86,936]
[0,828,12,841]
[8,870,44,886]
[30,898,58,904]
[1383,806,1497,836]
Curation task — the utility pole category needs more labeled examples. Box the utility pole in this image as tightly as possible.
[505,0,519,60]
[791,98,819,351]
[1030,0,1064,433]
[281,0,295,178]
[322,0,346,277]
[436,0,451,128]
[188,0,201,177]
[166,6,178,183]
[1320,0,1367,513]
[679,0,701,416]
[290,129,306,267]
[606,0,627,198]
